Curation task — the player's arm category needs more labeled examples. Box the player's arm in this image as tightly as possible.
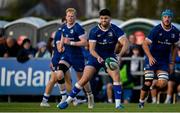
[65,24,88,47]
[57,34,65,52]
[142,38,156,66]
[89,41,104,63]
[70,34,88,46]
[118,36,129,57]
[169,44,177,74]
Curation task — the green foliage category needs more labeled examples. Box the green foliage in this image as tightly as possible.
[106,0,118,18]
[8,0,39,17]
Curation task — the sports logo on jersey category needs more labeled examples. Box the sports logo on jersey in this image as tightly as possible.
[108,32,113,37]
[97,34,101,37]
[103,39,107,43]
[62,29,65,32]
[171,34,175,38]
[159,33,162,36]
[70,29,74,34]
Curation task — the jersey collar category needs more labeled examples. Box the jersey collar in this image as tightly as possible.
[160,22,172,32]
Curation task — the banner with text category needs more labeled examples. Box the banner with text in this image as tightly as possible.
[0,58,84,96]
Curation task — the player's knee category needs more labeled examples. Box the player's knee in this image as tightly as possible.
[142,80,153,91]
[144,71,154,81]
[49,79,56,85]
[142,84,151,92]
[156,72,168,89]
[156,80,168,89]
[58,63,69,74]
[57,78,65,84]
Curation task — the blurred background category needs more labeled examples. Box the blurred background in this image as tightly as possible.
[0,0,180,21]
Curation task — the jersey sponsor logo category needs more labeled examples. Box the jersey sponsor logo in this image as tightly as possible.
[158,40,172,45]
[108,32,113,37]
[171,34,175,38]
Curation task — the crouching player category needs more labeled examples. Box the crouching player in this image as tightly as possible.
[139,9,180,108]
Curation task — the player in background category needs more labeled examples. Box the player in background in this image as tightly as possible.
[56,8,94,109]
[40,18,83,107]
[57,9,129,110]
[139,9,180,108]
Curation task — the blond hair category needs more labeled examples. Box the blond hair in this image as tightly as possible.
[66,8,77,15]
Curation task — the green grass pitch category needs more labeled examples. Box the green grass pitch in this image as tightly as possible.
[0,102,180,112]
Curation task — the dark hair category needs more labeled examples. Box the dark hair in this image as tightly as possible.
[22,38,31,46]
[99,9,111,16]
[61,17,66,23]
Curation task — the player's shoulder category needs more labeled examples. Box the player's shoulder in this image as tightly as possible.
[90,25,99,33]
[154,24,162,30]
[110,23,120,29]
[73,22,84,31]
[74,22,82,28]
[171,24,180,32]
[150,24,161,33]
[60,23,67,29]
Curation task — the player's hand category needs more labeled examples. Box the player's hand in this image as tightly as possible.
[57,42,65,52]
[148,56,156,66]
[97,56,104,64]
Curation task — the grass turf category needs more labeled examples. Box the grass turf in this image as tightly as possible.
[0,102,179,112]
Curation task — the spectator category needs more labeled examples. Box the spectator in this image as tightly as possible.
[3,37,20,57]
[16,38,36,63]
[130,45,141,72]
[128,34,136,56]
[35,41,51,58]
[0,36,20,57]
[47,32,55,55]
[0,35,6,57]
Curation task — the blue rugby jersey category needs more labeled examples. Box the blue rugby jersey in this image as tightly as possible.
[88,24,125,59]
[51,28,63,66]
[61,23,86,56]
[147,23,180,63]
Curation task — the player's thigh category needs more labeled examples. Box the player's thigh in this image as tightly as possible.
[50,71,58,82]
[78,65,96,86]
[156,70,168,87]
[64,70,72,84]
[107,68,120,82]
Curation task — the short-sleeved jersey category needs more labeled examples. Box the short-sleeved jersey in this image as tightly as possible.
[147,23,180,63]
[51,27,62,66]
[89,24,125,58]
[61,23,85,56]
